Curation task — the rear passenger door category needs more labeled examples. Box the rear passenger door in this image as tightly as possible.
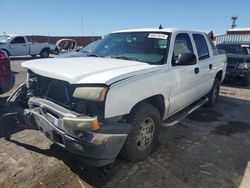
[192,34,214,95]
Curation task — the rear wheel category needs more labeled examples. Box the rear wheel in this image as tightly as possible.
[205,78,220,107]
[40,49,49,58]
[121,103,161,162]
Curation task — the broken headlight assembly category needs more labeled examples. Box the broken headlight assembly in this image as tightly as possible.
[73,86,108,101]
[72,86,108,119]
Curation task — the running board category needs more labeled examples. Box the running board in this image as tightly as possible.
[162,97,209,127]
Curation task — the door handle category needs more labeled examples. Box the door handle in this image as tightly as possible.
[194,67,199,74]
[23,44,27,46]
[209,64,212,69]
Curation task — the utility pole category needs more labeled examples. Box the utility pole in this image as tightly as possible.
[231,16,238,29]
[81,16,84,36]
[81,16,84,46]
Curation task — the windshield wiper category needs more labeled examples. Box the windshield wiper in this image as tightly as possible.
[110,56,143,62]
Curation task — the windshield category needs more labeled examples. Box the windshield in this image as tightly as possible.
[79,40,101,53]
[217,44,250,55]
[0,35,11,43]
[90,32,170,64]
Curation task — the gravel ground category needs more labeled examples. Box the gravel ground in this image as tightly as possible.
[0,57,250,188]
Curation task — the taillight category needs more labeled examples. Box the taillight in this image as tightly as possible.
[0,51,8,60]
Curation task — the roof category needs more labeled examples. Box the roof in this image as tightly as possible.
[227,28,250,32]
[112,28,206,34]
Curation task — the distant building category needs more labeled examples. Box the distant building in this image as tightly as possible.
[215,28,250,44]
[227,28,250,34]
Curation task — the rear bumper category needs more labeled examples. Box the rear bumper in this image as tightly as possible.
[27,97,131,167]
[0,73,15,94]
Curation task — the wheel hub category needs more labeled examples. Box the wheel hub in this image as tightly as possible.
[136,118,155,151]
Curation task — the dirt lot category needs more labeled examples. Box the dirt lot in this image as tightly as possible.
[0,57,250,188]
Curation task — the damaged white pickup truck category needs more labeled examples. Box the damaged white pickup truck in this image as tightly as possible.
[9,28,226,167]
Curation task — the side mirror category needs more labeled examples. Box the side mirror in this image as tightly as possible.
[174,53,197,66]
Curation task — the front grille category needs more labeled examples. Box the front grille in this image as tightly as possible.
[29,73,76,108]
[46,80,71,106]
[29,72,105,119]
[227,61,238,70]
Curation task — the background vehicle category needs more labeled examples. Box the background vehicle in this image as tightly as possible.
[55,39,77,54]
[10,28,226,167]
[0,50,15,94]
[56,40,102,58]
[0,35,56,58]
[216,43,250,86]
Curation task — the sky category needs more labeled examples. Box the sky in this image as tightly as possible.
[1,0,250,36]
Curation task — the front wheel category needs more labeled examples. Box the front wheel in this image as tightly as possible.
[121,103,161,162]
[205,78,220,107]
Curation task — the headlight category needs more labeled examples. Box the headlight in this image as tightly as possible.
[73,86,108,101]
[238,63,249,70]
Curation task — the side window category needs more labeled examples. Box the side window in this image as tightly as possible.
[11,37,25,44]
[173,33,193,57]
[193,34,209,60]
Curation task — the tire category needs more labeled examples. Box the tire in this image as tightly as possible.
[121,103,161,162]
[31,55,36,58]
[53,48,59,55]
[242,73,250,86]
[40,49,49,58]
[205,78,220,107]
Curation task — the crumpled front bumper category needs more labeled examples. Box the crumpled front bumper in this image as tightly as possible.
[26,97,131,167]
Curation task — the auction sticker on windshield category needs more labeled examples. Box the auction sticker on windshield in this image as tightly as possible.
[148,33,168,39]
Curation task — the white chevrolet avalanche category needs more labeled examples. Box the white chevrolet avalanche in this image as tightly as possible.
[9,28,226,167]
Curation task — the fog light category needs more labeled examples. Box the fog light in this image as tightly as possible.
[71,142,84,152]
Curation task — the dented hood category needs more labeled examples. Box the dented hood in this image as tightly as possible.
[22,57,160,85]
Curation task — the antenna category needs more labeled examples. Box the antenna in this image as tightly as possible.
[231,16,238,29]
[159,24,163,29]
